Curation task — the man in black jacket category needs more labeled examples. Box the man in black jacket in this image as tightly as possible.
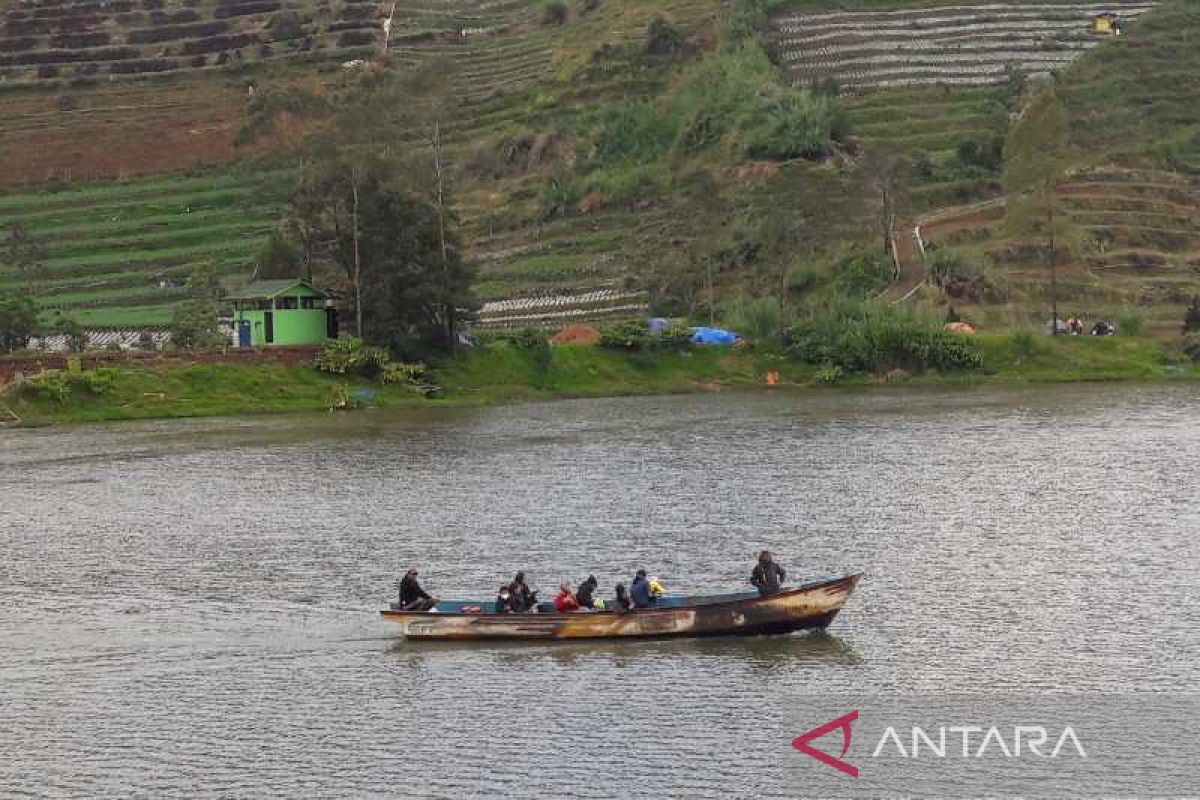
[750,551,787,596]
[576,575,599,609]
[398,569,438,611]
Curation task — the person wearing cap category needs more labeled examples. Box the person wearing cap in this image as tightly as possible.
[750,551,787,596]
[398,568,438,611]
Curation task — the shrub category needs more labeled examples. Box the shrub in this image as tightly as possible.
[311,337,389,376]
[579,0,600,14]
[1116,309,1146,336]
[15,369,71,403]
[1175,333,1200,363]
[542,0,568,25]
[831,253,892,298]
[380,361,426,384]
[59,316,88,352]
[599,320,651,350]
[539,174,584,219]
[786,300,981,374]
[646,17,685,57]
[269,10,304,39]
[788,265,818,295]
[594,102,677,164]
[1010,329,1042,359]
[730,296,786,347]
[336,30,375,47]
[78,367,117,395]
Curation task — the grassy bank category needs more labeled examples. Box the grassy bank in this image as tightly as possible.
[3,336,1195,427]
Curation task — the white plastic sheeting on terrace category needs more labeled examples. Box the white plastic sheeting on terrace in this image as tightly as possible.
[774,1,1158,89]
[475,288,650,328]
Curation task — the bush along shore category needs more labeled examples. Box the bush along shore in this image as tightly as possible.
[2,316,1198,427]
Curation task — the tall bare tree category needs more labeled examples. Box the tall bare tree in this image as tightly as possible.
[1003,87,1079,334]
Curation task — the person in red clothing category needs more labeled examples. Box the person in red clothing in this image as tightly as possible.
[554,581,581,612]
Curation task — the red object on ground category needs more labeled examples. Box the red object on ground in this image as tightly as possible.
[550,325,601,345]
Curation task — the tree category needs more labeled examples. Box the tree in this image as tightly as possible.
[861,147,910,267]
[255,227,303,280]
[168,264,224,349]
[59,315,88,352]
[1003,87,1078,334]
[0,292,38,352]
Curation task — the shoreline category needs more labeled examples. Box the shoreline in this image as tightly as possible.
[3,335,1195,428]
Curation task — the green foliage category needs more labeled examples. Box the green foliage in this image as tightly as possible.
[599,320,652,350]
[831,253,893,298]
[58,316,88,352]
[594,103,677,164]
[4,220,46,279]
[311,337,389,376]
[80,367,118,395]
[599,320,693,351]
[723,0,769,46]
[814,363,843,384]
[0,292,38,353]
[380,361,427,385]
[168,266,223,350]
[542,0,568,25]
[15,369,70,403]
[1009,329,1042,360]
[956,136,1005,172]
[502,327,550,349]
[730,295,786,347]
[255,228,302,280]
[675,47,836,160]
[539,173,585,218]
[326,382,356,410]
[787,265,819,295]
[787,300,982,374]
[1176,333,1200,364]
[646,17,685,57]
[1116,309,1146,337]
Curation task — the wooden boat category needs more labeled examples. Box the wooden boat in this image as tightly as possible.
[380,574,861,641]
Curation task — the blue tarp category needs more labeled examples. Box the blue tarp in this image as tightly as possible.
[690,326,741,345]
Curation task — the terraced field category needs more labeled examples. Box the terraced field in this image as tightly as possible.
[0,168,287,326]
[773,2,1157,90]
[0,0,384,86]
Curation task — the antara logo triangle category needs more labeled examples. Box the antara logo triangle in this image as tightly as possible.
[792,709,859,778]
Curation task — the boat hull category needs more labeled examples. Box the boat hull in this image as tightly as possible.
[381,574,861,641]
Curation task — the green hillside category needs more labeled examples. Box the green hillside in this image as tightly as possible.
[1,0,1199,332]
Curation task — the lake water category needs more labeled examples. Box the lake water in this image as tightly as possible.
[2,384,1198,797]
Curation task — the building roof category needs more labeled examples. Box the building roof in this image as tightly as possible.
[225,279,327,300]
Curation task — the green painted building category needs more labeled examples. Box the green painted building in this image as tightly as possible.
[227,279,337,347]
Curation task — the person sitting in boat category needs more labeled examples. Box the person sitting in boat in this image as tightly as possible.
[508,572,537,612]
[554,582,581,612]
[630,569,656,609]
[495,585,515,613]
[614,582,633,612]
[398,569,438,611]
[751,550,787,596]
[649,575,666,600]
[576,575,599,609]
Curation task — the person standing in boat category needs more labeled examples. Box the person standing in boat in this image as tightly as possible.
[398,569,438,611]
[508,572,536,612]
[751,550,787,596]
[630,569,656,608]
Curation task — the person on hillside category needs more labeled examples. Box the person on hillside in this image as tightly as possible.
[630,569,656,609]
[751,551,787,596]
[398,569,438,611]
[508,571,536,612]
[576,575,599,609]
[554,582,581,612]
